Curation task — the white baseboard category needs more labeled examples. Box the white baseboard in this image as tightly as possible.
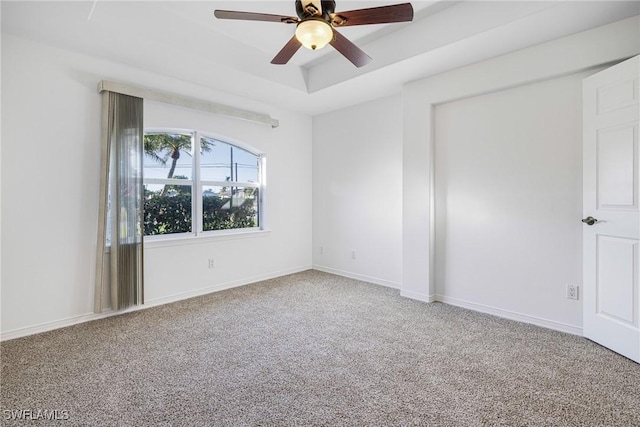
[436,294,583,336]
[0,265,312,342]
[312,265,400,289]
[2,266,584,341]
[400,289,436,303]
[0,311,120,343]
[144,265,311,307]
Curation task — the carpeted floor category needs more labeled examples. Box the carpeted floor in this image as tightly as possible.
[1,270,639,426]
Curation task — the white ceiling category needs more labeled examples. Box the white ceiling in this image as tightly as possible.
[2,1,639,115]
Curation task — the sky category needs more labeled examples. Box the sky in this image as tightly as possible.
[143,135,259,184]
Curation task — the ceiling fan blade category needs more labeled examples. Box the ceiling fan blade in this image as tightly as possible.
[330,3,413,27]
[214,10,299,24]
[271,36,303,65]
[329,29,371,68]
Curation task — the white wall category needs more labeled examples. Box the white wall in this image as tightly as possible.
[434,72,589,330]
[1,35,312,339]
[143,100,312,304]
[402,16,640,333]
[312,95,402,288]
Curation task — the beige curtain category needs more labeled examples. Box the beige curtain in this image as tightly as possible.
[94,91,144,312]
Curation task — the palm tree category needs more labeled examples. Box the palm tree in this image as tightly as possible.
[144,134,213,195]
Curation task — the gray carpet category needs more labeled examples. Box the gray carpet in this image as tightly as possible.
[1,270,639,426]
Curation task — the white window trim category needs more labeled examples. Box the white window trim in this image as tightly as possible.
[143,128,266,241]
[144,228,271,249]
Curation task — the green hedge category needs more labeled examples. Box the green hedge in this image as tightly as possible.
[143,195,257,236]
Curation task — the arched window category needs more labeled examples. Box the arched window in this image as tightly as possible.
[143,131,264,237]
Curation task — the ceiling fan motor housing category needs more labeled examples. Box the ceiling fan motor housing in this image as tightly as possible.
[295,0,336,20]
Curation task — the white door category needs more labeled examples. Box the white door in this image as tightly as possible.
[583,55,639,363]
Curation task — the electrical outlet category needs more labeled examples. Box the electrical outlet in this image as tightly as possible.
[351,250,356,260]
[208,258,215,269]
[567,284,579,300]
[319,246,324,255]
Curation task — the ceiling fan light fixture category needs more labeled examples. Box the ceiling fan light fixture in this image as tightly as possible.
[295,19,333,50]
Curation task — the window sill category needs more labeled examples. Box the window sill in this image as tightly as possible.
[143,228,271,249]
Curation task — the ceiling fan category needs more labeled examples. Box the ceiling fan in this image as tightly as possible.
[214,1,413,68]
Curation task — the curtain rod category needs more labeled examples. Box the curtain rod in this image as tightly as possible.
[98,80,279,128]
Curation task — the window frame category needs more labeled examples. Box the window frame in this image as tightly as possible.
[143,128,266,241]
